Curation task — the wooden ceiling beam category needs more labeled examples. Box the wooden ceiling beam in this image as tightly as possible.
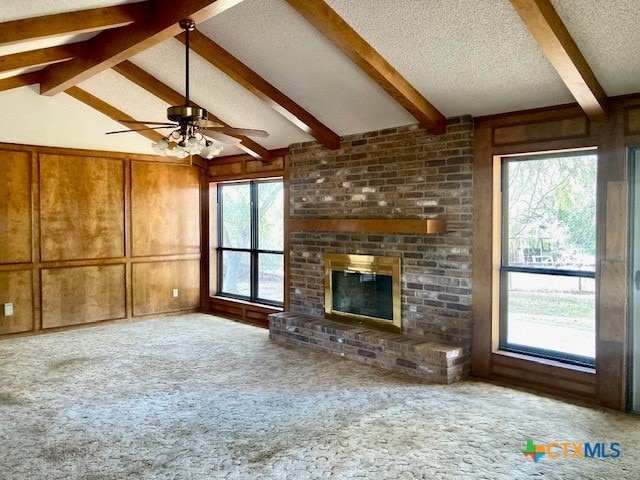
[285,0,446,134]
[179,30,341,150]
[65,86,165,143]
[0,43,89,74]
[510,0,608,120]
[112,60,270,160]
[0,3,152,47]
[0,72,42,92]
[39,0,244,96]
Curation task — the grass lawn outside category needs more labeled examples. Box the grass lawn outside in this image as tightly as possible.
[508,290,595,329]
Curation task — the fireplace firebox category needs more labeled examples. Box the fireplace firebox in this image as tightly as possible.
[324,253,401,332]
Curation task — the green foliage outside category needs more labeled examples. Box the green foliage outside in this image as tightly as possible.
[220,181,283,300]
[507,155,597,268]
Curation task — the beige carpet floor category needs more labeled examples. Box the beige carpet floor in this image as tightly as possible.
[0,313,638,480]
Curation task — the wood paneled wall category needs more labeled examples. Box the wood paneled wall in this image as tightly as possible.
[0,143,206,337]
[473,94,640,410]
[208,149,287,182]
[40,154,125,261]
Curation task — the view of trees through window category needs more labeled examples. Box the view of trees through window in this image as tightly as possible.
[502,152,597,364]
[217,180,283,305]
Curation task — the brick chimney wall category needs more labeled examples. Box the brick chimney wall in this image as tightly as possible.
[287,116,474,346]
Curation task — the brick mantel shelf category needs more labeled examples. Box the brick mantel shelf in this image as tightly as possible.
[287,218,446,235]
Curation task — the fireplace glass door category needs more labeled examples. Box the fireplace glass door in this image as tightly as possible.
[324,253,401,332]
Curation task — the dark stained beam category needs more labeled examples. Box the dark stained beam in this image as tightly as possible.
[112,60,270,160]
[510,0,608,120]
[285,0,446,134]
[40,0,244,96]
[0,3,152,47]
[65,86,165,143]
[0,72,41,92]
[0,43,88,73]
[179,30,340,149]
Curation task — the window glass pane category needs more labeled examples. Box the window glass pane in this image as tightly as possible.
[221,250,250,297]
[258,182,284,251]
[506,154,597,272]
[257,253,283,303]
[221,183,251,248]
[506,271,595,360]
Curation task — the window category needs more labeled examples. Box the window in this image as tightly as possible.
[216,179,284,306]
[499,150,597,366]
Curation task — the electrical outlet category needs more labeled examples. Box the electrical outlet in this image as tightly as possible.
[3,303,13,317]
[172,289,179,298]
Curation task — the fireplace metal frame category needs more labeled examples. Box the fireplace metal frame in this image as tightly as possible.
[324,253,402,332]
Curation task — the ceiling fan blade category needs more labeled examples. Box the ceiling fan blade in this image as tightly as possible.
[201,129,242,144]
[209,127,269,138]
[118,120,177,126]
[106,126,175,134]
[193,119,224,128]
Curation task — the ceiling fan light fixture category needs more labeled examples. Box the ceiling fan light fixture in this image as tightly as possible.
[203,144,224,160]
[151,137,169,154]
[108,18,267,159]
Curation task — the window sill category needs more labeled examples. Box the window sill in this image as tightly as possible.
[492,349,595,374]
[210,295,283,312]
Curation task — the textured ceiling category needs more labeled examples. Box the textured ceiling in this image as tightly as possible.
[198,0,416,136]
[552,0,640,96]
[0,85,152,153]
[325,0,575,117]
[130,38,314,151]
[0,0,638,156]
[0,0,145,23]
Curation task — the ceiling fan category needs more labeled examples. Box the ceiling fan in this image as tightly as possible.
[106,19,268,159]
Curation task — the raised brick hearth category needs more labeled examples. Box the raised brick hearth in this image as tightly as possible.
[269,312,469,383]
[278,117,474,382]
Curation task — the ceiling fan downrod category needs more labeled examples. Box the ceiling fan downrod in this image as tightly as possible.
[167,19,207,124]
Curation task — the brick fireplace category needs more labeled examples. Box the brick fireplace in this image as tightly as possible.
[270,117,474,383]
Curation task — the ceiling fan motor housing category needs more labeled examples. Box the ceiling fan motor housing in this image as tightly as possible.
[167,105,208,123]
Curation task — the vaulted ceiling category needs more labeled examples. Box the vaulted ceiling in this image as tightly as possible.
[0,0,638,159]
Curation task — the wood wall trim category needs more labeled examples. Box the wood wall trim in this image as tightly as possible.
[285,0,446,134]
[209,150,287,181]
[595,98,627,409]
[625,106,640,136]
[475,102,585,128]
[509,0,608,120]
[492,114,589,147]
[132,259,200,317]
[471,125,493,377]
[41,264,127,329]
[288,218,446,235]
[0,150,32,265]
[180,31,341,150]
[472,95,635,410]
[200,168,210,309]
[209,296,280,328]
[39,153,126,262]
[283,147,291,310]
[0,142,206,338]
[0,142,186,164]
